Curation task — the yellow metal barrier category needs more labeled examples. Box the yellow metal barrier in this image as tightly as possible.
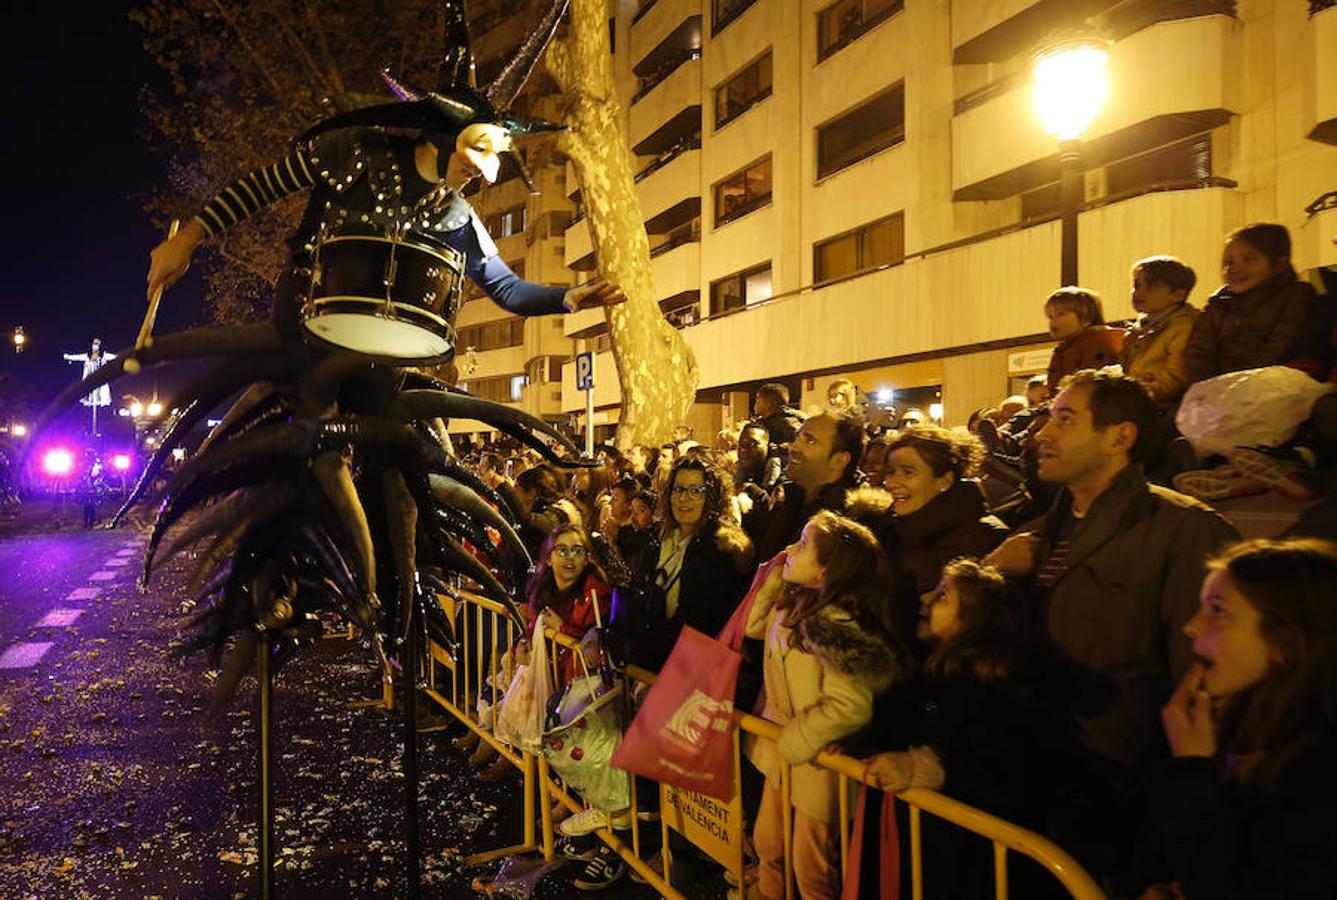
[418,588,542,865]
[419,589,1105,899]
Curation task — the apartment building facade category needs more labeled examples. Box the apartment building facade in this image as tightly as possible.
[546,0,1337,436]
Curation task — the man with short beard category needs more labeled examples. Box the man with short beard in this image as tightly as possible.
[987,369,1237,888]
[747,412,866,560]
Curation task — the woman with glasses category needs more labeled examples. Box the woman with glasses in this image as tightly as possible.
[633,453,755,671]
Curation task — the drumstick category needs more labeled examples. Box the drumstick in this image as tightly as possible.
[124,218,181,374]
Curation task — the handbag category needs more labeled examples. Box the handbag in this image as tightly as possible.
[609,553,781,800]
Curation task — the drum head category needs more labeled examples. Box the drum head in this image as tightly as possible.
[304,312,452,365]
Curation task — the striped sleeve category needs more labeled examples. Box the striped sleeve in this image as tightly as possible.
[193,149,318,237]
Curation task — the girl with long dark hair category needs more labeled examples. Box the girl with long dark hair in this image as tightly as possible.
[1146,538,1337,899]
[745,510,906,900]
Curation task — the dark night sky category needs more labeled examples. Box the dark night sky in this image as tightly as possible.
[0,0,203,419]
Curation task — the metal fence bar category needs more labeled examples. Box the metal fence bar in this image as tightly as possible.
[420,590,1105,900]
[910,804,923,900]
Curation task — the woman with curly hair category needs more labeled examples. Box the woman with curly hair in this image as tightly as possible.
[847,424,1009,646]
[628,452,754,671]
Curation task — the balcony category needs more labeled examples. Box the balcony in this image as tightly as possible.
[562,305,607,339]
[1303,2,1337,143]
[464,345,527,381]
[630,57,703,152]
[638,146,702,232]
[651,240,701,302]
[633,1,700,61]
[1301,192,1337,268]
[631,14,705,96]
[563,216,596,270]
[554,185,1236,408]
[951,0,1114,64]
[952,14,1238,200]
[561,349,622,411]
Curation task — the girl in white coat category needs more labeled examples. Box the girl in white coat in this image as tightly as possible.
[745,510,906,899]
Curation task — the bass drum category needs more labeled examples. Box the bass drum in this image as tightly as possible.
[301,225,465,365]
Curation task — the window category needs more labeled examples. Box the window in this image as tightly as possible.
[485,205,527,238]
[814,212,905,284]
[817,83,905,179]
[709,263,772,316]
[527,355,566,383]
[713,0,757,34]
[715,52,772,130]
[714,156,772,227]
[457,318,525,351]
[665,305,700,328]
[464,374,526,403]
[817,0,903,61]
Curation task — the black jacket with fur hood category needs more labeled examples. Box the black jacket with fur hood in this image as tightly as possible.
[634,521,755,670]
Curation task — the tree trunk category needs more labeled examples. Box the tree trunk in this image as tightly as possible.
[546,0,699,449]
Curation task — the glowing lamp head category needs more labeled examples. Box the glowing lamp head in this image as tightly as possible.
[10,423,26,438]
[42,448,75,477]
[929,402,945,421]
[1032,39,1109,141]
[146,401,163,417]
[112,454,132,471]
[128,401,144,418]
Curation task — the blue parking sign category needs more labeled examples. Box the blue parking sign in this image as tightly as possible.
[576,352,595,391]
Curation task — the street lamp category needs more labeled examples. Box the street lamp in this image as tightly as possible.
[1032,34,1109,286]
[12,326,25,354]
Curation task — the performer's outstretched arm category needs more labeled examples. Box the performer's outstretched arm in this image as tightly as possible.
[146,148,318,301]
[193,151,317,237]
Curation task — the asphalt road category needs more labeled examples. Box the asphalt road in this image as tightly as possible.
[0,502,671,899]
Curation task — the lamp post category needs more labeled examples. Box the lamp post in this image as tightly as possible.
[1032,35,1109,287]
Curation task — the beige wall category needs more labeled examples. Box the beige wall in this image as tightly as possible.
[549,0,1337,433]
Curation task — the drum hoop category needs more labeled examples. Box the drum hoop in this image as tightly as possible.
[320,233,464,269]
[309,296,455,334]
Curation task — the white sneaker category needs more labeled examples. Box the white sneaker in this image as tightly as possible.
[558,807,632,837]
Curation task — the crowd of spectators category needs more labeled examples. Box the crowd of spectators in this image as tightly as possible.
[447,221,1336,897]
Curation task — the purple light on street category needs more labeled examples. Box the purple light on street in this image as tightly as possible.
[41,448,75,477]
[111,453,132,471]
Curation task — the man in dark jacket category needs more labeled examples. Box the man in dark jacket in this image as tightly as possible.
[991,371,1238,765]
[752,383,806,449]
[747,411,867,560]
[988,370,1238,887]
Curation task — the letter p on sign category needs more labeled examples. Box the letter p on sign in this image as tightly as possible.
[576,352,595,391]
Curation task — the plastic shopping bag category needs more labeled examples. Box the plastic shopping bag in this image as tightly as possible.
[1176,366,1335,458]
[608,553,778,800]
[542,674,630,813]
[493,618,552,753]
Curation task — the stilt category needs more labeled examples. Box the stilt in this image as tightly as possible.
[402,595,422,898]
[258,633,275,899]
